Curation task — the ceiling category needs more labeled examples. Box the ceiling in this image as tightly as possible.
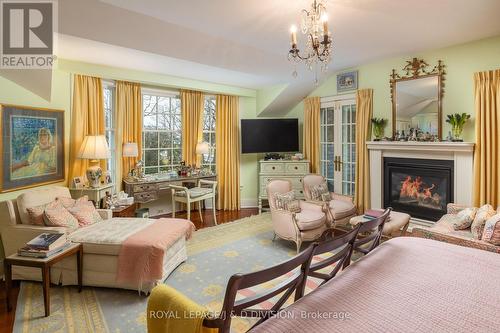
[52,0,500,115]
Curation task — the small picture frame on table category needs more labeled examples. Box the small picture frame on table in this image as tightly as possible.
[72,176,84,189]
[103,171,112,185]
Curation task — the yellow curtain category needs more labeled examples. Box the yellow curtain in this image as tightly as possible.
[473,69,500,207]
[116,81,142,189]
[181,90,204,167]
[68,74,105,183]
[303,97,321,173]
[354,89,373,214]
[216,94,240,211]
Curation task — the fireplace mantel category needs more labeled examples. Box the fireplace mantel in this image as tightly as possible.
[367,141,475,225]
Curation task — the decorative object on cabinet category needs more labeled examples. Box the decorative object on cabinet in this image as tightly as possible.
[78,135,110,188]
[0,104,65,193]
[445,113,471,142]
[69,183,114,208]
[390,58,446,139]
[258,159,310,213]
[337,71,358,92]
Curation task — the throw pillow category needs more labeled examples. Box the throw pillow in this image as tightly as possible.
[274,191,296,210]
[43,201,79,231]
[57,195,91,208]
[451,207,477,230]
[482,214,500,245]
[320,192,332,202]
[26,202,52,225]
[310,182,329,201]
[471,204,496,239]
[285,200,302,213]
[67,201,103,227]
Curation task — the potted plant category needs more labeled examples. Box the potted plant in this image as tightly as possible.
[371,118,388,141]
[446,113,471,142]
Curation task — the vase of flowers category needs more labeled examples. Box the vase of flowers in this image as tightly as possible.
[446,113,470,142]
[371,118,388,141]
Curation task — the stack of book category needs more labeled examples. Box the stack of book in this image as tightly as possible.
[363,209,384,220]
[18,233,70,258]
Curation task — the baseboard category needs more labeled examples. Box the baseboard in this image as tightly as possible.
[241,198,258,208]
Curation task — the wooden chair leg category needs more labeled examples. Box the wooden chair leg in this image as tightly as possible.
[187,200,191,221]
[198,201,203,223]
[171,195,176,218]
[212,196,217,225]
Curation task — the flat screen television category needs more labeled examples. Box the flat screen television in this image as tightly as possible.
[241,118,299,153]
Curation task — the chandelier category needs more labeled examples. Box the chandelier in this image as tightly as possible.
[288,0,332,79]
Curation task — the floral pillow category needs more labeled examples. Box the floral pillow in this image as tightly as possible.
[43,201,79,231]
[67,201,103,227]
[26,202,52,225]
[482,214,500,245]
[471,204,496,239]
[310,182,329,201]
[451,207,477,230]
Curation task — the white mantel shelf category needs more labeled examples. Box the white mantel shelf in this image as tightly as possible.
[367,141,475,152]
[367,141,475,225]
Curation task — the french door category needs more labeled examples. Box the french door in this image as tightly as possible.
[320,95,356,196]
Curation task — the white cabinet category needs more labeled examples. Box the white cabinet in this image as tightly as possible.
[258,160,310,213]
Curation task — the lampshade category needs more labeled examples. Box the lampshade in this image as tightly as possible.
[123,142,139,157]
[78,135,111,160]
[196,142,210,155]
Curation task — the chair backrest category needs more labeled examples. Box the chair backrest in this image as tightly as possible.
[266,179,292,210]
[309,224,361,284]
[302,174,326,200]
[354,208,392,254]
[203,244,316,333]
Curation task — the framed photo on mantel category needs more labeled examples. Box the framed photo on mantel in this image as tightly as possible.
[0,104,65,192]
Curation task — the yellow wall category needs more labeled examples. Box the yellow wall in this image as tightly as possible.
[288,35,500,142]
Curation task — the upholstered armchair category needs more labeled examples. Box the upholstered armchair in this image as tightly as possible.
[302,174,357,227]
[267,179,328,253]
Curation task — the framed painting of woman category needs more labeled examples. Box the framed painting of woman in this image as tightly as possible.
[0,104,65,192]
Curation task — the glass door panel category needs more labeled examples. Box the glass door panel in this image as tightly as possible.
[340,103,356,196]
[320,107,335,191]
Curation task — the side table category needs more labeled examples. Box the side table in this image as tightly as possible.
[4,243,83,317]
[112,203,138,217]
[69,183,114,208]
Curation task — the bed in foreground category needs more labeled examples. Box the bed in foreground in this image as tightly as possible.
[250,237,500,333]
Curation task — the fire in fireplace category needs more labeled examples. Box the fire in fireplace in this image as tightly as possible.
[384,158,454,221]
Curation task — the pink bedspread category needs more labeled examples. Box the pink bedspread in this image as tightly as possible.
[116,218,195,288]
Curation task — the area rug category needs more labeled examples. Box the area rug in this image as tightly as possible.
[13,213,336,333]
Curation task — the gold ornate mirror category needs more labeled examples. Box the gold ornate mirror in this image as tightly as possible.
[390,58,446,139]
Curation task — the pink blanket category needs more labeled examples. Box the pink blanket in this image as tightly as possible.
[116,218,195,288]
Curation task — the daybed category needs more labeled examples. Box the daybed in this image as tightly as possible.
[0,186,192,292]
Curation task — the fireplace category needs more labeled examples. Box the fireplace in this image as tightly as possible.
[384,157,454,221]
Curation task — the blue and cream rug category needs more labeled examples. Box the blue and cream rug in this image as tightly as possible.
[14,213,318,333]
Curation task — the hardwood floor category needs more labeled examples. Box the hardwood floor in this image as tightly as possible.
[0,208,258,333]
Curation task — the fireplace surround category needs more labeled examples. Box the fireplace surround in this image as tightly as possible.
[367,141,474,225]
[384,157,454,221]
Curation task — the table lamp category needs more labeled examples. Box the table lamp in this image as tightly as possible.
[123,142,142,178]
[196,142,209,167]
[78,135,111,188]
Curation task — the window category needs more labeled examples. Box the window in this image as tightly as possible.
[201,96,216,172]
[103,83,116,183]
[320,97,356,196]
[142,91,182,174]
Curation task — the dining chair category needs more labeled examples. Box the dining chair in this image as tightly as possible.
[308,223,361,286]
[170,179,217,225]
[203,243,317,333]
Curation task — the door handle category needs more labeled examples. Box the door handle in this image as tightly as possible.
[338,156,342,172]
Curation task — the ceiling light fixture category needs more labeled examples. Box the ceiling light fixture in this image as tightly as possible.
[288,0,332,83]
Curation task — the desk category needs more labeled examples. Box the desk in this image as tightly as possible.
[123,174,216,204]
[69,183,114,208]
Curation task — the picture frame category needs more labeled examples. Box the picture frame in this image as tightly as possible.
[72,176,84,189]
[103,171,112,185]
[337,71,358,93]
[0,104,65,192]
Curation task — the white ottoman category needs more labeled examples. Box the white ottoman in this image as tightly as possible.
[350,210,411,237]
